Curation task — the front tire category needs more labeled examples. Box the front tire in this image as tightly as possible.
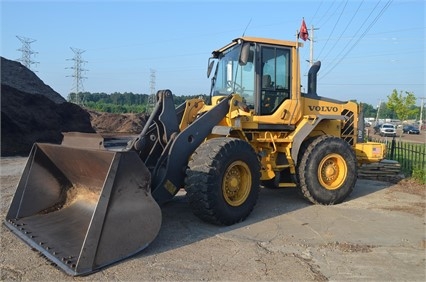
[185,138,260,225]
[297,135,357,205]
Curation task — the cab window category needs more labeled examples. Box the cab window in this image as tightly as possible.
[260,47,291,115]
[212,43,255,108]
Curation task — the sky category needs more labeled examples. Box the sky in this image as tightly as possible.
[1,0,425,107]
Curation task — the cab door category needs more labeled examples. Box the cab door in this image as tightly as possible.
[256,45,301,126]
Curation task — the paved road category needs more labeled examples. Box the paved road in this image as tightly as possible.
[366,127,425,144]
[1,157,425,281]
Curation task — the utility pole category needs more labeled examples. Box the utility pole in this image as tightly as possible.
[16,36,38,71]
[67,47,88,105]
[308,25,319,66]
[375,99,382,125]
[419,97,425,130]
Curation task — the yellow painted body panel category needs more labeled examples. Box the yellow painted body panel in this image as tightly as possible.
[198,95,384,186]
[200,37,385,187]
[355,142,387,164]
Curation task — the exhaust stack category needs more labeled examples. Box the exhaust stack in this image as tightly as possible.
[307,61,321,96]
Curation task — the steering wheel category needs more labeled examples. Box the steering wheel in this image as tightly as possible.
[226,80,244,94]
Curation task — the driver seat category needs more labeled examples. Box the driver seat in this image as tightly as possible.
[261,75,275,114]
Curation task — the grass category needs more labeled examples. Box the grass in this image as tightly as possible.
[412,167,426,185]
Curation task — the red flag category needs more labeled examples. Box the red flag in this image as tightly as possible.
[298,18,309,41]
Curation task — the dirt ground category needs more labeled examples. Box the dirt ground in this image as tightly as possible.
[0,157,425,281]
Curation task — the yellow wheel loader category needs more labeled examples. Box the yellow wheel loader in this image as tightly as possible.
[5,37,385,276]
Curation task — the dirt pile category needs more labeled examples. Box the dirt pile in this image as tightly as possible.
[88,110,147,133]
[0,56,148,156]
[1,57,95,156]
[1,84,95,156]
[1,57,66,104]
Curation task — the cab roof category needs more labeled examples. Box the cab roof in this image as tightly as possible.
[212,36,303,55]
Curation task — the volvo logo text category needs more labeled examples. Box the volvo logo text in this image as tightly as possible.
[308,106,339,112]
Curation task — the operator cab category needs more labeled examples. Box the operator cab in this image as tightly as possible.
[208,37,292,116]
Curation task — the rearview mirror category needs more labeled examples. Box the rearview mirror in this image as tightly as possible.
[239,43,251,66]
[207,58,215,78]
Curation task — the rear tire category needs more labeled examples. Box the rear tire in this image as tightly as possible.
[297,135,357,205]
[185,138,260,225]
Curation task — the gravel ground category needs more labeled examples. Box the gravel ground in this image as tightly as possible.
[1,157,425,281]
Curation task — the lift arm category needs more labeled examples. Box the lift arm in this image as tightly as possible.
[130,90,233,204]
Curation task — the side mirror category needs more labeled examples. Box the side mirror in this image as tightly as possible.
[239,43,251,66]
[207,58,215,78]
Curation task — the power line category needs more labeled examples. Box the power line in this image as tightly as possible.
[321,1,381,74]
[315,1,336,27]
[67,47,88,105]
[310,1,324,22]
[321,0,363,62]
[316,0,348,59]
[16,35,39,71]
[321,0,393,79]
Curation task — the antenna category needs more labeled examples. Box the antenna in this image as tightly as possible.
[66,47,88,105]
[242,18,252,36]
[16,35,39,71]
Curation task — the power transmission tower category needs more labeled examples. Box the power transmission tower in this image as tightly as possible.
[67,47,88,105]
[147,69,156,113]
[16,36,39,71]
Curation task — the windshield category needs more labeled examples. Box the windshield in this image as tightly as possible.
[211,43,255,107]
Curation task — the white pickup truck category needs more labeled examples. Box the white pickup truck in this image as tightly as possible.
[379,123,396,137]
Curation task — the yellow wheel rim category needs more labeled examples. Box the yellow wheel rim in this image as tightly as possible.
[222,161,251,206]
[318,153,347,190]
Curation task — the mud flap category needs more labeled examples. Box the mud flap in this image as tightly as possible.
[4,143,162,276]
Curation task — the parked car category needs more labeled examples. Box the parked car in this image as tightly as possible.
[402,125,420,134]
[379,123,396,137]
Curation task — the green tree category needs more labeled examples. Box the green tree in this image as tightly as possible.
[360,103,376,118]
[377,102,393,119]
[387,89,417,122]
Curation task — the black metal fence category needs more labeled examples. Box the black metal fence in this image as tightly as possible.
[373,138,426,175]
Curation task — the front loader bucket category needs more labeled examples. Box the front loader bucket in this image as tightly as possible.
[5,143,162,276]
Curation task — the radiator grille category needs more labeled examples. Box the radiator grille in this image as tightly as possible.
[341,109,355,145]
